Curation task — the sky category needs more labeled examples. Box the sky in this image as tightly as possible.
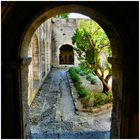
[68,13,90,19]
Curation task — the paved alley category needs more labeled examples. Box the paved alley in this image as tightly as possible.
[29,68,111,139]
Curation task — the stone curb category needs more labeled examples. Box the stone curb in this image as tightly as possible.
[66,71,83,111]
[66,71,112,113]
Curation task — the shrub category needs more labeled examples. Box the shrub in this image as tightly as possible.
[91,78,96,84]
[69,67,112,108]
[75,82,81,89]
[105,92,113,103]
[69,67,91,98]
[86,73,94,81]
[75,67,81,73]
[79,70,84,76]
[69,67,81,83]
[78,87,90,98]
[93,93,106,106]
[81,94,94,108]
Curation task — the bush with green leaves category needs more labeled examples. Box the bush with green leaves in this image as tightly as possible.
[78,87,90,98]
[93,93,106,106]
[69,67,90,98]
[105,92,113,103]
[69,67,112,108]
[78,70,84,76]
[86,73,94,81]
[91,78,96,84]
[75,67,81,73]
[69,67,81,83]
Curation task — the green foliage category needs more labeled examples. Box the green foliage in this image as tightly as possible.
[86,73,94,81]
[75,67,81,73]
[78,70,84,76]
[56,13,69,19]
[69,67,90,98]
[91,78,96,84]
[78,87,91,97]
[68,67,81,83]
[68,67,112,108]
[93,93,106,106]
[79,62,93,74]
[72,19,112,93]
[105,92,113,103]
[71,66,84,76]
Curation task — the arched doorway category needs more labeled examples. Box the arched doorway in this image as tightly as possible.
[20,5,123,138]
[59,44,74,65]
[2,2,138,139]
[4,4,124,138]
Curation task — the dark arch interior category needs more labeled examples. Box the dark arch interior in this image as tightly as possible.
[2,2,138,139]
[59,45,74,65]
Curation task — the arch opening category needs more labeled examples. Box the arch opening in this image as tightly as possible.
[19,4,123,139]
[59,44,74,65]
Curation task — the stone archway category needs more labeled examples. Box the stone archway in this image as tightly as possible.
[59,44,74,65]
[2,2,138,139]
[20,5,123,138]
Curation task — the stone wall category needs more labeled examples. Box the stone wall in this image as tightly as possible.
[28,18,82,106]
[28,19,52,106]
[51,18,80,67]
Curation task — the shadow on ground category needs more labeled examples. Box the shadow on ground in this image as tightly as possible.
[32,130,110,139]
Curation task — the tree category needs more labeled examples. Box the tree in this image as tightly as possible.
[72,19,112,93]
[56,13,70,19]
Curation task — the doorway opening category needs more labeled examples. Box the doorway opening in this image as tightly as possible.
[20,4,123,139]
[59,44,74,65]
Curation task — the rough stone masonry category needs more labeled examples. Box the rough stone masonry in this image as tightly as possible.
[28,17,86,105]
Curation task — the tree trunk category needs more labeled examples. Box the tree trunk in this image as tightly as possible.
[100,78,110,93]
[102,81,110,93]
[94,69,111,93]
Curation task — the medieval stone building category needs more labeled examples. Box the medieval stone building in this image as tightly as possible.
[2,1,139,139]
[51,18,79,67]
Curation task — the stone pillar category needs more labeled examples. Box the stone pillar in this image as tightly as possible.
[37,31,42,83]
[20,58,32,138]
[120,59,139,138]
[45,18,52,71]
[31,34,39,81]
[2,60,24,138]
[45,42,48,73]
[108,57,123,138]
[41,40,45,78]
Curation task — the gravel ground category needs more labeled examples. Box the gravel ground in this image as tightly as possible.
[29,68,111,139]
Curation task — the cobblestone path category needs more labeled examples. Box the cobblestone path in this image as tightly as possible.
[29,68,111,139]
